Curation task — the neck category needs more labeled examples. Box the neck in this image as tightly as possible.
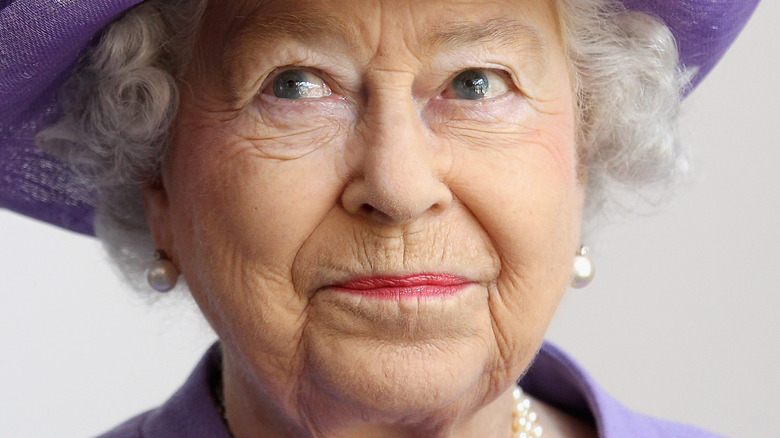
[220,355,518,438]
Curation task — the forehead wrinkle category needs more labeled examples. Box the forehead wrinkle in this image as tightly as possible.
[227,10,361,53]
[423,18,546,58]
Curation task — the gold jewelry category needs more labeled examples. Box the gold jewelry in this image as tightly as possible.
[512,384,544,437]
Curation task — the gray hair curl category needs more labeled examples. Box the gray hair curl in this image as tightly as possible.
[37,0,690,292]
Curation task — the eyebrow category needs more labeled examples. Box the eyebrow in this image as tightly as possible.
[219,9,362,100]
[220,12,548,99]
[421,18,546,56]
[225,11,546,63]
[223,10,362,66]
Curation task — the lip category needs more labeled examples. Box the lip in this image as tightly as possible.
[329,273,474,299]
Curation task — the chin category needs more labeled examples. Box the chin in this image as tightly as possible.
[300,291,498,420]
[304,334,493,420]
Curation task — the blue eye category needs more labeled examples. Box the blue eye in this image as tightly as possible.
[446,69,509,100]
[452,70,488,99]
[270,69,331,99]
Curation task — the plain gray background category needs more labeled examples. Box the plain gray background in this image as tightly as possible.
[1,2,777,436]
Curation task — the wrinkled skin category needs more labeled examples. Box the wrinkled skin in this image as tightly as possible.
[144,0,587,436]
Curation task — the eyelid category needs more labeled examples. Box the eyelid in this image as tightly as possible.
[259,66,335,99]
[441,68,515,100]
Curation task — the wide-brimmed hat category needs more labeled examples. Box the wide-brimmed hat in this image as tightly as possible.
[0,0,761,236]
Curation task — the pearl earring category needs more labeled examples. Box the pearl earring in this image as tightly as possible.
[147,250,179,292]
[571,245,594,289]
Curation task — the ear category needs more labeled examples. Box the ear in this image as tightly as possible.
[143,184,174,259]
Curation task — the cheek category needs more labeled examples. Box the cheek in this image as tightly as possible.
[166,116,347,277]
[162,112,350,348]
[450,109,581,259]
[445,105,583,367]
[160,111,357,403]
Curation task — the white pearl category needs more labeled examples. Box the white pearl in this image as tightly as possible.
[511,384,543,437]
[571,253,594,288]
[147,258,178,292]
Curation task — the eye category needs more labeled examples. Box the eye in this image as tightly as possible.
[266,69,331,99]
[443,69,510,100]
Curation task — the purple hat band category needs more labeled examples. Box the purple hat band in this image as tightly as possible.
[0,0,761,236]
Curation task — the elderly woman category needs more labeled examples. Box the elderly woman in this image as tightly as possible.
[0,0,762,437]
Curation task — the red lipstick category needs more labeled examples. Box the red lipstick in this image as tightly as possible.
[330,274,473,299]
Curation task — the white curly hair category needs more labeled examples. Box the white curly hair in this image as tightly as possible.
[36,0,691,292]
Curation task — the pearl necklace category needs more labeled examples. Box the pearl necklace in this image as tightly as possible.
[512,385,544,438]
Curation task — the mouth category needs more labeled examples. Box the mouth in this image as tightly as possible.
[329,273,475,299]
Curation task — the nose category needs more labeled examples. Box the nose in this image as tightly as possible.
[341,90,452,224]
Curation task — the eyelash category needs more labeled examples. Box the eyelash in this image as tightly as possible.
[260,67,334,99]
[441,68,514,101]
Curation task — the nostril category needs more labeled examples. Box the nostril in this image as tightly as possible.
[358,202,398,223]
[341,176,452,223]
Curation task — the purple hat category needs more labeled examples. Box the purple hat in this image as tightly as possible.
[0,0,761,236]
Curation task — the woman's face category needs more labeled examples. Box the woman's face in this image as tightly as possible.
[146,0,584,431]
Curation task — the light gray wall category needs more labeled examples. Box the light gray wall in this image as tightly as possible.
[547,2,780,435]
[1,2,777,437]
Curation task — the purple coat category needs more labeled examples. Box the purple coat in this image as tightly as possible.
[97,342,724,437]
